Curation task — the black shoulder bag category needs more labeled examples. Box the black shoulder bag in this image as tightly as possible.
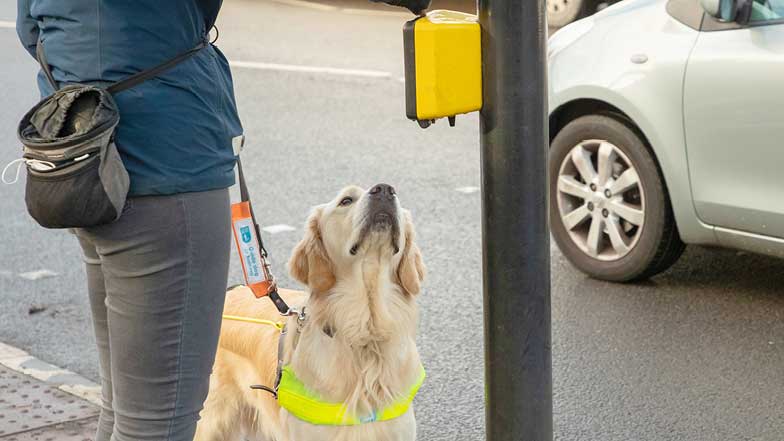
[16,39,206,229]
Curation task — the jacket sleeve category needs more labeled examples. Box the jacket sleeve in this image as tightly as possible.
[16,0,39,58]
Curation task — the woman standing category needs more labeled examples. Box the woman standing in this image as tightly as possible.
[16,1,241,439]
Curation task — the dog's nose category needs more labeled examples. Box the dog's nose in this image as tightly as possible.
[369,184,396,198]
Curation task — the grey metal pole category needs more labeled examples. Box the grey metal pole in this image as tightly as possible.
[478,0,552,439]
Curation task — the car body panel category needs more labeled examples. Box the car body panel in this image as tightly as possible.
[683,22,784,238]
[715,227,784,258]
[549,0,717,245]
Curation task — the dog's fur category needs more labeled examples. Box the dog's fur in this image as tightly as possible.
[195,185,426,441]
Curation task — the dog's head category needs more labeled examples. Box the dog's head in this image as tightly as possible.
[288,184,425,296]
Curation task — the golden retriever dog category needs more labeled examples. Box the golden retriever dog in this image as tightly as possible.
[195,184,426,441]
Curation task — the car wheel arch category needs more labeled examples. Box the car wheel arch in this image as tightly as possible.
[550,99,642,144]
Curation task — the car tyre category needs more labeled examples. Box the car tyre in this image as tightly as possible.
[547,0,598,28]
[549,114,686,282]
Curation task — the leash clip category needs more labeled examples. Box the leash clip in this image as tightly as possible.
[295,307,307,333]
[279,305,307,333]
[269,280,304,323]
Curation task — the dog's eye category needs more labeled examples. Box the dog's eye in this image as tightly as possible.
[339,197,354,207]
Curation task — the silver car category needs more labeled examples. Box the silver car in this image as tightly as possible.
[548,0,784,281]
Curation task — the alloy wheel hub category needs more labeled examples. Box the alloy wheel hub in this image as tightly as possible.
[556,139,646,261]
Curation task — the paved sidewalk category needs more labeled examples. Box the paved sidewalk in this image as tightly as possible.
[0,343,100,440]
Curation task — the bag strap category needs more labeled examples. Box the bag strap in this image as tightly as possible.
[35,38,58,91]
[34,38,207,95]
[106,41,207,94]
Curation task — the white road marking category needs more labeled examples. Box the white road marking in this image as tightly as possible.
[2,16,393,82]
[0,341,101,406]
[229,60,392,79]
[268,0,410,17]
[269,0,338,11]
[0,24,392,82]
[456,186,480,194]
[18,269,59,280]
[263,224,297,234]
[341,8,410,18]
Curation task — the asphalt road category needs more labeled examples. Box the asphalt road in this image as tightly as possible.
[1,1,783,440]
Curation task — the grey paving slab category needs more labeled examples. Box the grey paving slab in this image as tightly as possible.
[1,417,97,441]
[0,366,98,438]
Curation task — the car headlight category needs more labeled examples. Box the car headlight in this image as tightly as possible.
[548,17,594,61]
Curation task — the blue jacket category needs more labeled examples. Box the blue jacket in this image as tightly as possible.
[16,0,242,196]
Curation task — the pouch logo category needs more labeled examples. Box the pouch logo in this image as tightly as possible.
[240,226,252,243]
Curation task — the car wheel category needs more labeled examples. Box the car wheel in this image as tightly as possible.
[547,0,596,28]
[549,114,685,282]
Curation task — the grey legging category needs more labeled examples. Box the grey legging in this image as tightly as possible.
[75,188,231,441]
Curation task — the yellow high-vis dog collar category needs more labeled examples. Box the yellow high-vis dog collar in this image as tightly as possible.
[278,364,426,426]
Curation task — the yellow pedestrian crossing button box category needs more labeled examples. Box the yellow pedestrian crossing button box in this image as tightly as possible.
[403,10,482,129]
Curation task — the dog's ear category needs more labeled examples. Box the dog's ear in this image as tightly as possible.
[397,211,426,296]
[288,207,336,293]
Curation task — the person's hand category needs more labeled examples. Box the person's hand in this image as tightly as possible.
[369,0,431,15]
